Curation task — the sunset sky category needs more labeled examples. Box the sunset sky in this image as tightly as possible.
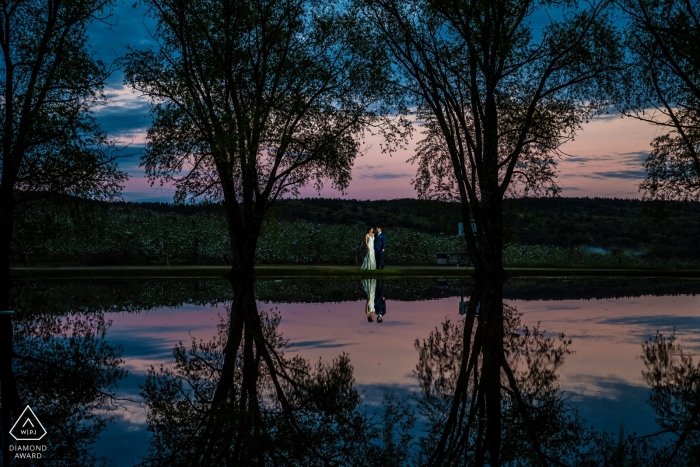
[92,3,660,203]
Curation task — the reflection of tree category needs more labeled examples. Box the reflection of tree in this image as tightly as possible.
[0,280,126,466]
[611,331,700,467]
[142,280,414,466]
[414,279,582,466]
[414,280,700,467]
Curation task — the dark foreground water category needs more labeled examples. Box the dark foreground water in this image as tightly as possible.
[1,277,699,466]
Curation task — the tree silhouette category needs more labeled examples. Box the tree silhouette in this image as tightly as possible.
[0,279,126,467]
[414,279,583,466]
[621,0,700,202]
[121,0,408,278]
[356,0,623,276]
[140,279,414,466]
[0,0,127,280]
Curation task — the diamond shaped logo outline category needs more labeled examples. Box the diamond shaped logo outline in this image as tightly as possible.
[9,406,47,441]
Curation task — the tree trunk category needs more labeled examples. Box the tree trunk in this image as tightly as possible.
[479,194,504,277]
[0,278,23,466]
[479,278,505,466]
[0,194,14,282]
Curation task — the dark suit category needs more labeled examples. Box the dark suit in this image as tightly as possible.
[375,280,386,318]
[374,232,386,269]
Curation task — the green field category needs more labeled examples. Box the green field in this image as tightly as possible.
[12,196,700,269]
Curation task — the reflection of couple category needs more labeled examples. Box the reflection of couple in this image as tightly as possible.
[360,226,386,270]
[362,279,386,322]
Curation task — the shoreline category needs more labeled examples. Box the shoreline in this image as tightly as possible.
[9,265,700,280]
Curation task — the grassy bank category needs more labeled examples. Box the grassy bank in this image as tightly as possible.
[11,264,700,280]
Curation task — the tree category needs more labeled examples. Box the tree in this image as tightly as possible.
[140,279,415,466]
[414,280,581,466]
[0,280,126,466]
[122,0,407,277]
[357,0,622,276]
[620,0,700,201]
[0,0,128,279]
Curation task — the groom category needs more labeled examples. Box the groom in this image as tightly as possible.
[375,226,386,270]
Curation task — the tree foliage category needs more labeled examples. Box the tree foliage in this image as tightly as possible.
[621,0,700,201]
[356,0,623,274]
[0,0,127,278]
[121,0,408,276]
[0,282,126,466]
[140,280,415,466]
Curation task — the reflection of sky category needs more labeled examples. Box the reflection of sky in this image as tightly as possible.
[87,5,660,203]
[95,292,700,465]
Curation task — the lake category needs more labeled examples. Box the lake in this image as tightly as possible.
[2,277,699,466]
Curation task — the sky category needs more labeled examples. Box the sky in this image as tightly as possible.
[89,2,661,203]
[97,292,700,465]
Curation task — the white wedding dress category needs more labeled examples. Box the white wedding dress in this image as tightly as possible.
[362,278,376,314]
[361,235,376,270]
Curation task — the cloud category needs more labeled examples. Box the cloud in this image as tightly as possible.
[562,156,597,163]
[355,164,386,170]
[561,186,583,191]
[615,151,649,169]
[117,153,146,176]
[582,169,647,180]
[86,2,158,66]
[121,190,176,203]
[94,100,151,137]
[560,151,648,166]
[359,172,413,180]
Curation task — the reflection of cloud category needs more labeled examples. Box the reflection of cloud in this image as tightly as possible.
[376,320,414,327]
[359,172,412,180]
[597,315,700,331]
[291,339,356,349]
[565,375,658,435]
[545,304,582,311]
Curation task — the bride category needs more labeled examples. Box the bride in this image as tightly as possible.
[361,227,376,270]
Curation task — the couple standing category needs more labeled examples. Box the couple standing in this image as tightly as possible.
[361,226,386,270]
[362,278,386,323]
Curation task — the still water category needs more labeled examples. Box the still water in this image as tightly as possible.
[2,277,699,466]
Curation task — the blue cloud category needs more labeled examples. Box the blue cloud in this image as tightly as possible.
[291,339,356,349]
[598,314,700,332]
[95,100,151,137]
[115,152,146,176]
[617,150,649,162]
[565,375,658,436]
[359,172,412,180]
[87,2,158,66]
[122,190,176,202]
[585,169,647,180]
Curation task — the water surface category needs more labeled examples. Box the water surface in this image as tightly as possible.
[2,277,699,466]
